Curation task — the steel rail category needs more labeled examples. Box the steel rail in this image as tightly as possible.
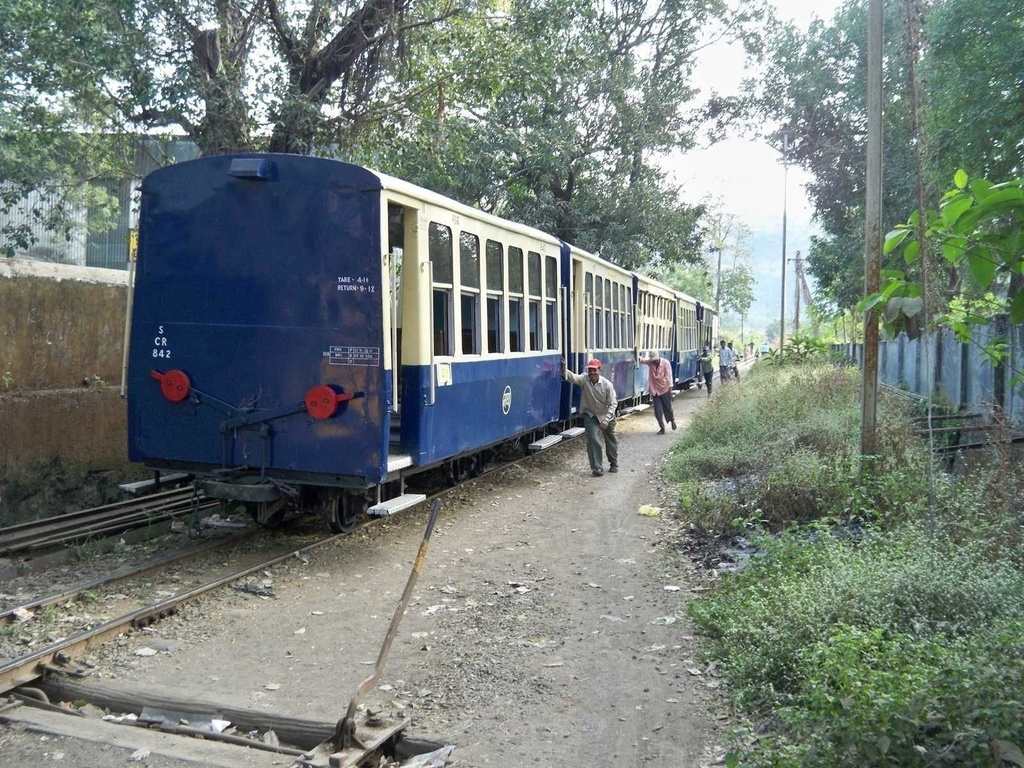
[0,490,209,556]
[0,425,597,695]
[0,533,336,693]
[0,530,258,628]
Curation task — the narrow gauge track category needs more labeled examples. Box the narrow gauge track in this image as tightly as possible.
[0,487,216,557]
[0,425,602,699]
[0,530,257,629]
[0,528,333,693]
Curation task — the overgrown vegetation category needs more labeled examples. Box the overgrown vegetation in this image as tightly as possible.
[670,361,1024,766]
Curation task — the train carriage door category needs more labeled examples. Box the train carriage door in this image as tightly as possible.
[386,203,404,417]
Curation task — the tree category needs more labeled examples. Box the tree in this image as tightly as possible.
[0,0,146,254]
[759,0,1024,322]
[924,0,1024,185]
[372,0,768,271]
[2,0,765,273]
[867,171,1024,355]
[757,0,922,313]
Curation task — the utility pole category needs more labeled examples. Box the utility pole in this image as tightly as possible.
[793,251,802,337]
[861,0,883,457]
[779,125,791,355]
[713,245,723,315]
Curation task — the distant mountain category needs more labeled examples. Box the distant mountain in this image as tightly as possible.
[725,221,818,335]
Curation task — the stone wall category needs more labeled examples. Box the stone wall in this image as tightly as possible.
[0,260,140,523]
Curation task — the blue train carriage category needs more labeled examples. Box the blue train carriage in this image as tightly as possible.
[633,273,678,399]
[127,154,565,533]
[563,244,639,412]
[390,169,567,484]
[691,303,719,389]
[671,289,704,390]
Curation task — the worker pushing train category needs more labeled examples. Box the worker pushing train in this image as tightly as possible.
[561,358,619,477]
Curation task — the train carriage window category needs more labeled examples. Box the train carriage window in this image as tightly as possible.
[528,251,541,297]
[461,292,480,354]
[460,232,480,289]
[544,255,558,349]
[611,282,619,348]
[605,284,612,349]
[485,240,504,353]
[509,247,523,293]
[595,276,604,348]
[429,223,453,284]
[459,232,481,355]
[509,298,523,352]
[528,301,541,350]
[527,251,542,350]
[433,291,452,356]
[509,247,524,352]
[487,296,503,353]
[618,286,626,348]
[429,223,453,356]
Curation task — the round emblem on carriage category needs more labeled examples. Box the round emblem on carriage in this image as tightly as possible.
[502,385,512,415]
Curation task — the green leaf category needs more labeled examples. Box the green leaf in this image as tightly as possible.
[1010,292,1024,325]
[857,292,886,314]
[940,194,974,227]
[903,239,920,265]
[943,237,968,264]
[954,169,968,189]
[883,228,909,255]
[967,247,997,288]
[970,178,995,201]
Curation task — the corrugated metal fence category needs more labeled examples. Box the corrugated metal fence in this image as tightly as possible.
[836,322,1024,425]
[0,138,200,270]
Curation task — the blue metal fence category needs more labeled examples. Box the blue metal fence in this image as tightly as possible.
[836,324,1024,425]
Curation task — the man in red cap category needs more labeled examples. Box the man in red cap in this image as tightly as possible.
[561,357,618,476]
[642,350,676,434]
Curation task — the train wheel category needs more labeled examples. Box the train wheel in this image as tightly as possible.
[329,493,368,534]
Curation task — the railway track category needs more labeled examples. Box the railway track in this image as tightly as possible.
[0,423,607,700]
[0,486,217,557]
[0,528,332,693]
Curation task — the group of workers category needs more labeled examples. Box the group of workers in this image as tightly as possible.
[560,339,754,478]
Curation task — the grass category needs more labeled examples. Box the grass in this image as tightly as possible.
[668,360,1024,767]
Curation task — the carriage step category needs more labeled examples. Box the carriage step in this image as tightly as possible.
[528,434,563,452]
[625,403,650,413]
[561,427,585,438]
[368,493,427,517]
[120,472,190,494]
[387,453,414,473]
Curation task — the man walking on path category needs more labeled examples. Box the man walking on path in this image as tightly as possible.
[699,346,715,396]
[643,350,676,434]
[562,357,619,476]
[718,340,734,383]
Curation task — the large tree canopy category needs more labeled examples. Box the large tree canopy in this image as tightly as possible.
[758,0,1024,318]
[371,0,768,269]
[1,0,766,272]
[757,0,919,313]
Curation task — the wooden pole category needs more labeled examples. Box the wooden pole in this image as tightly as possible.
[861,0,883,457]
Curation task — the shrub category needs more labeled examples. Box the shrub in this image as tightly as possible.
[668,363,931,531]
[689,526,1024,766]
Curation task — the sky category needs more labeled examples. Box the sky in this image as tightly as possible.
[665,0,844,336]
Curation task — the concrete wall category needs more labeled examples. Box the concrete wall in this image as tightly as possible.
[0,259,129,389]
[0,259,133,486]
[838,325,1024,423]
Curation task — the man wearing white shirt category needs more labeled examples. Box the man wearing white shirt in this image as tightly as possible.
[718,340,734,383]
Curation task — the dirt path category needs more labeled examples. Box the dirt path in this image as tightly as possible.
[1,387,726,767]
